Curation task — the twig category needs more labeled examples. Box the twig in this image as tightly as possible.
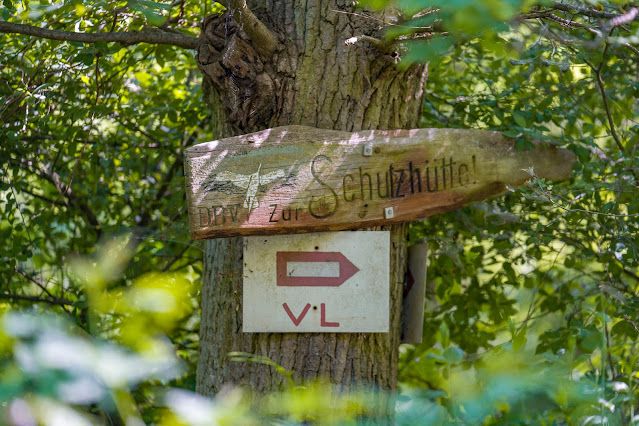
[116,118,163,147]
[623,315,639,333]
[623,43,639,56]
[551,2,620,19]
[521,20,599,49]
[603,310,617,377]
[530,186,639,217]
[9,262,55,298]
[0,292,74,307]
[584,51,626,153]
[6,175,39,257]
[13,157,102,233]
[181,116,211,149]
[344,35,387,49]
[162,243,192,272]
[33,56,102,219]
[332,9,434,30]
[525,11,602,36]
[19,188,66,205]
[607,7,638,30]
[9,262,72,313]
[0,21,198,50]
[34,116,94,215]
[161,0,186,29]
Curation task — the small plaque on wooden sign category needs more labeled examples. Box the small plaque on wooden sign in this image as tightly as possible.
[184,125,575,239]
[243,231,390,333]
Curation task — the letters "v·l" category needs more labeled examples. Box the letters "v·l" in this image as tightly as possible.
[282,303,311,326]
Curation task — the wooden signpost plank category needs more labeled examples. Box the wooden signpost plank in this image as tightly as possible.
[184,125,575,239]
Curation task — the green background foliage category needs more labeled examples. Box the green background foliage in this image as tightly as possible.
[1,0,638,424]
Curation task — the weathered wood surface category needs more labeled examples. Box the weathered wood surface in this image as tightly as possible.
[185,125,575,239]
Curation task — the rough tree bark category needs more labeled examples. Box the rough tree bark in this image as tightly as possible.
[195,0,428,396]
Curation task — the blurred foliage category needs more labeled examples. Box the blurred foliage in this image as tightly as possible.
[374,0,639,423]
[0,0,215,416]
[1,0,639,424]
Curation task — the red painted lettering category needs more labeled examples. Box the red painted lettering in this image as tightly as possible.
[282,303,311,326]
[320,303,340,327]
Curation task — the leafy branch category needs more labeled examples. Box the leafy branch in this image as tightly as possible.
[0,21,198,49]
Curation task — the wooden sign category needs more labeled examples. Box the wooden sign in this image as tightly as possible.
[243,231,389,333]
[184,125,575,239]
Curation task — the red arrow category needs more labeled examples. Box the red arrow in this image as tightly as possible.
[276,251,359,287]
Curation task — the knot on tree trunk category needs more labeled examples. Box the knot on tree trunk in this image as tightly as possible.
[197,14,277,131]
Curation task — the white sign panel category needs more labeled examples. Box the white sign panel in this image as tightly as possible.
[243,231,390,332]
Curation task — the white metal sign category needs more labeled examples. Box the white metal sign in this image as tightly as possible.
[243,231,390,332]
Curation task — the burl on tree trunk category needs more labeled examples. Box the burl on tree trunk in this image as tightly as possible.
[194,0,428,396]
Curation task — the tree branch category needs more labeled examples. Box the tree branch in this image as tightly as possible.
[623,42,639,56]
[10,262,57,300]
[8,155,102,235]
[20,187,67,206]
[0,292,74,307]
[228,0,278,56]
[551,2,620,19]
[623,315,639,333]
[345,35,388,49]
[0,21,198,50]
[520,10,601,35]
[585,53,626,153]
[162,242,192,272]
[607,8,638,31]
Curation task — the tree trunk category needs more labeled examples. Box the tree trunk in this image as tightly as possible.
[195,0,428,397]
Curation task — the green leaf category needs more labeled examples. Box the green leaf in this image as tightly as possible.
[579,330,603,353]
[510,57,535,66]
[515,138,530,151]
[513,326,527,351]
[502,129,522,138]
[404,38,453,66]
[129,0,166,26]
[439,321,450,349]
[137,0,173,10]
[443,346,464,364]
[512,112,527,128]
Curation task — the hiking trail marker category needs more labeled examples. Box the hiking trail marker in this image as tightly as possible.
[184,125,575,239]
[185,125,576,334]
[243,231,389,333]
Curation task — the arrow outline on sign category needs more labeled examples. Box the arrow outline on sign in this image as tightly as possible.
[276,251,360,287]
